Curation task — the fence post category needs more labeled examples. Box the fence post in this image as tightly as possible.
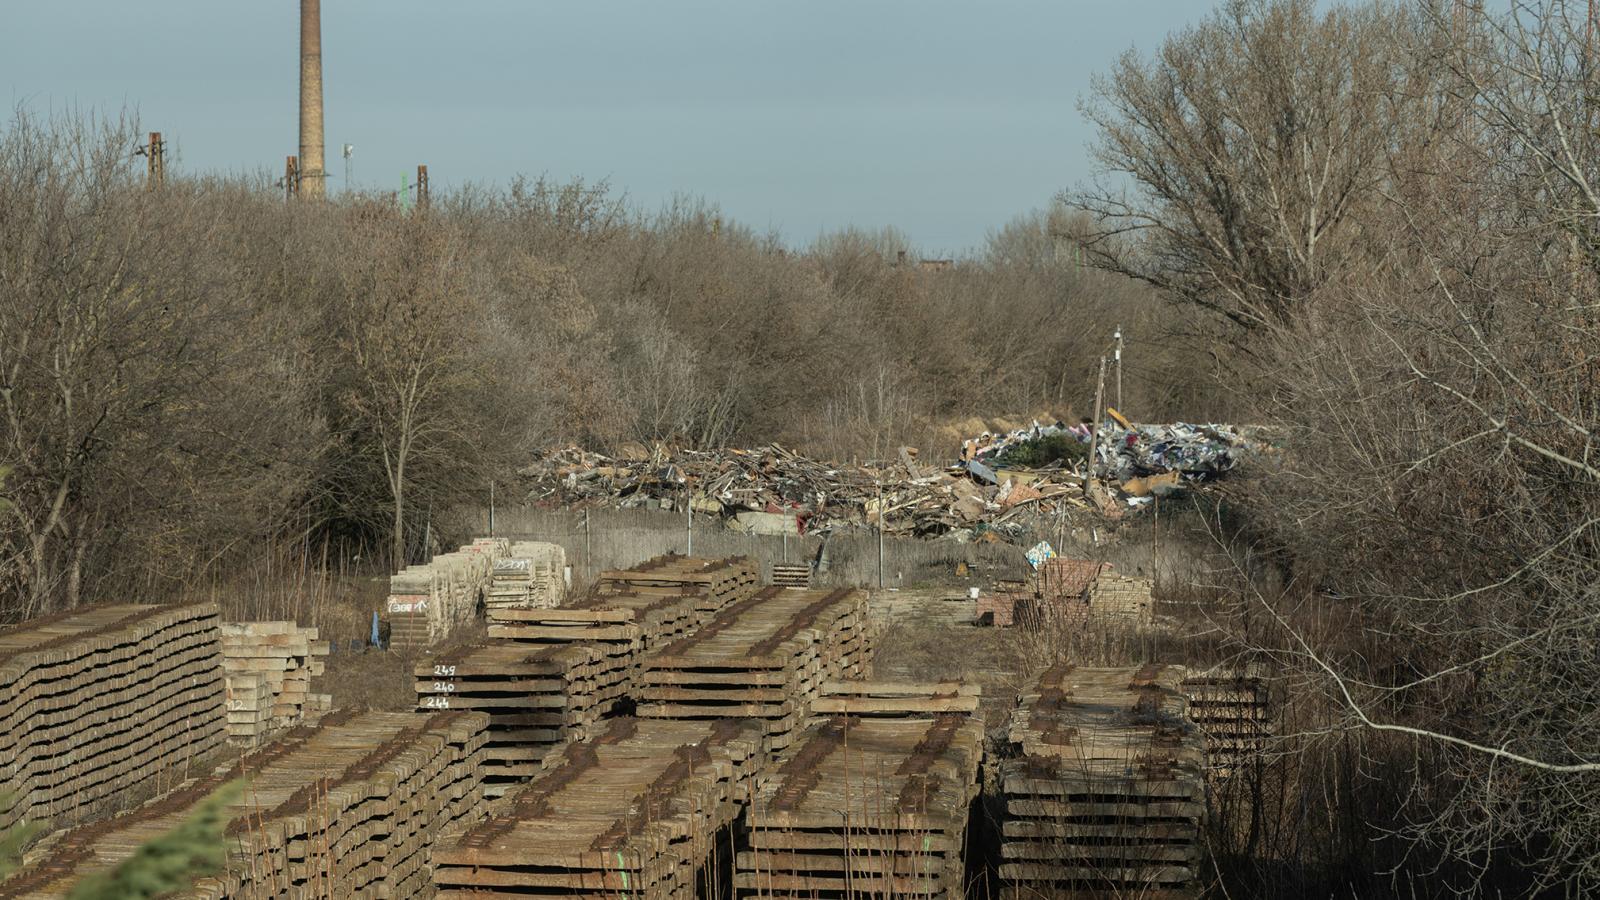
[876,479,885,589]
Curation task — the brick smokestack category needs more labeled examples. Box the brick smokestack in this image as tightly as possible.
[298,0,325,199]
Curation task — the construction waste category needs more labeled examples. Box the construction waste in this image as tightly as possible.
[520,422,1264,542]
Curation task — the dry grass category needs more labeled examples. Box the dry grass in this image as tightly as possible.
[316,621,487,713]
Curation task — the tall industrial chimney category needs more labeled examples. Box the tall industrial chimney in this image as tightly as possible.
[298,0,325,199]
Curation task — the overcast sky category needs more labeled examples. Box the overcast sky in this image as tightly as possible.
[4,1,1208,254]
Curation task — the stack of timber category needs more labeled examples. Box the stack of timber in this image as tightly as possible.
[0,710,490,899]
[1000,663,1205,899]
[0,603,225,834]
[485,541,567,613]
[769,563,811,588]
[1181,667,1273,775]
[434,717,764,900]
[415,642,630,795]
[637,586,873,749]
[219,622,331,746]
[737,681,984,900]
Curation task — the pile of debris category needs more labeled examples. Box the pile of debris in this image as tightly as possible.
[520,421,1264,541]
[965,415,1267,512]
[521,444,1087,540]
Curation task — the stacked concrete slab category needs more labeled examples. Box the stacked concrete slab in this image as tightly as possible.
[0,710,489,899]
[485,554,760,692]
[485,541,566,613]
[219,622,331,747]
[415,642,630,794]
[0,603,225,833]
[1182,666,1273,775]
[387,539,505,649]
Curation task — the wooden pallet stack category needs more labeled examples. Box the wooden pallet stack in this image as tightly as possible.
[433,717,764,900]
[636,587,872,749]
[1000,663,1205,899]
[485,541,567,613]
[0,603,225,834]
[737,681,984,900]
[0,710,490,899]
[219,622,331,746]
[1181,666,1273,775]
[414,642,631,795]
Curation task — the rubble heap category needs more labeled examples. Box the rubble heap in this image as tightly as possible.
[522,424,1264,541]
[522,444,1083,539]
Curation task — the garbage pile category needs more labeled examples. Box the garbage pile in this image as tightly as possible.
[963,418,1263,510]
[521,422,1266,539]
[520,444,1089,539]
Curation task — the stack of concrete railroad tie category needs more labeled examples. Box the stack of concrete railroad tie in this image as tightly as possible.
[1181,666,1273,776]
[736,681,983,900]
[219,622,331,747]
[636,586,873,750]
[485,541,567,613]
[485,555,760,693]
[0,603,225,834]
[414,642,629,795]
[433,717,764,900]
[0,710,489,899]
[768,563,811,588]
[387,539,503,649]
[999,663,1205,900]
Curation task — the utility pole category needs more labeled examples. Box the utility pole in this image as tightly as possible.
[1084,356,1108,500]
[298,0,326,199]
[284,156,300,201]
[145,132,165,189]
[1114,324,1124,414]
[875,479,885,589]
[416,165,430,210]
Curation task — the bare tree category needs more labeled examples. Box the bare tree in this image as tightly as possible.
[332,206,503,565]
[1067,0,1430,339]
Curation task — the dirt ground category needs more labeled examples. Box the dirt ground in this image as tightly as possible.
[867,588,1037,730]
[315,621,485,712]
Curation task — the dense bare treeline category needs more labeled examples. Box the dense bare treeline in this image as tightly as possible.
[1071,0,1599,894]
[0,110,1219,618]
